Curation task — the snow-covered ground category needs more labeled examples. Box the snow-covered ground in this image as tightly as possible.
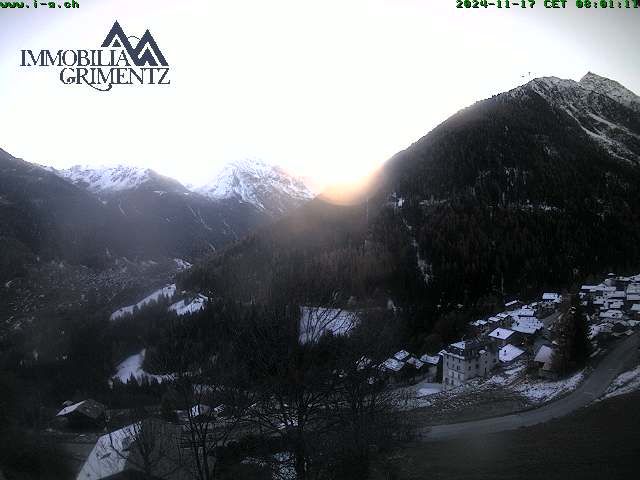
[511,370,585,403]
[110,284,176,321]
[111,349,172,385]
[299,307,359,343]
[400,361,586,411]
[169,294,208,316]
[602,365,640,400]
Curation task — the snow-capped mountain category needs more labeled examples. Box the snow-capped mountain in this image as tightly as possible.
[509,73,640,164]
[56,165,187,195]
[195,159,315,217]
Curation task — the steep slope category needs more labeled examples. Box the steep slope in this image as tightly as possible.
[196,159,314,218]
[0,149,126,277]
[185,73,640,337]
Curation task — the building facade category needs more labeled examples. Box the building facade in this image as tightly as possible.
[442,340,498,390]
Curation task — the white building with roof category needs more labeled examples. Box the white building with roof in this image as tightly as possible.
[442,340,498,390]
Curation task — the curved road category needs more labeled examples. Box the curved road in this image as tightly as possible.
[420,333,640,442]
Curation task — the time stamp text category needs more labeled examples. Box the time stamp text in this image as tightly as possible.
[457,0,639,8]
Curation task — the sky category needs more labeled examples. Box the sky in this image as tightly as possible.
[0,0,638,188]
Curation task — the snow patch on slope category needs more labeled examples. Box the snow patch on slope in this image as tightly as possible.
[169,294,209,316]
[111,349,171,385]
[110,284,176,321]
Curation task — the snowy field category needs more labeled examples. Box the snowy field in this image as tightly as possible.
[169,294,208,316]
[511,370,585,403]
[111,349,172,385]
[110,284,176,321]
[602,365,640,400]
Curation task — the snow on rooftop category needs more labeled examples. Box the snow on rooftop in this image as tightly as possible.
[394,350,411,361]
[499,344,525,363]
[534,345,554,364]
[489,328,515,340]
[382,358,404,372]
[77,423,140,480]
[420,354,440,365]
[110,284,176,321]
[406,357,425,369]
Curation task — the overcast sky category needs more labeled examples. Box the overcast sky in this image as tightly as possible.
[0,0,637,187]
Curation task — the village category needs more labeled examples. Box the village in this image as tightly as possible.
[378,272,640,401]
[44,272,640,479]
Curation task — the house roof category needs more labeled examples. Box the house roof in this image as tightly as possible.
[420,354,441,365]
[406,357,425,369]
[600,310,624,319]
[56,399,106,420]
[394,350,411,361]
[489,328,515,340]
[499,344,525,363]
[77,423,139,480]
[534,345,554,364]
[542,293,560,301]
[382,358,404,372]
[631,304,640,312]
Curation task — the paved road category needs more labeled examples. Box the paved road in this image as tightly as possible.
[420,333,640,442]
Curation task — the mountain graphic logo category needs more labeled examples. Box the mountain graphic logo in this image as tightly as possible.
[101,21,168,67]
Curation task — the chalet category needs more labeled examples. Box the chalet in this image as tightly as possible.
[511,317,544,338]
[631,304,640,320]
[442,340,498,390]
[533,345,555,378]
[499,344,525,365]
[381,357,404,375]
[488,328,518,347]
[419,354,441,381]
[56,399,106,429]
[77,418,182,480]
[394,350,411,362]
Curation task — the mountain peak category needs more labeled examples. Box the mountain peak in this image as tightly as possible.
[57,164,187,195]
[196,159,314,217]
[579,72,639,110]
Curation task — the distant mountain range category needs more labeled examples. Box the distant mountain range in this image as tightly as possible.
[0,153,315,282]
[184,73,640,344]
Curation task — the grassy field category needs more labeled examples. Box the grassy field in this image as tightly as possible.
[373,391,640,480]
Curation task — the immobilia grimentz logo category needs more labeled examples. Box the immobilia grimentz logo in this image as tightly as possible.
[20,21,170,92]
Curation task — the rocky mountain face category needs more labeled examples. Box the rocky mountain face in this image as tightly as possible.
[186,73,640,342]
[196,159,314,218]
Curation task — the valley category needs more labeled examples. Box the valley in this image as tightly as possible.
[1,72,640,480]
